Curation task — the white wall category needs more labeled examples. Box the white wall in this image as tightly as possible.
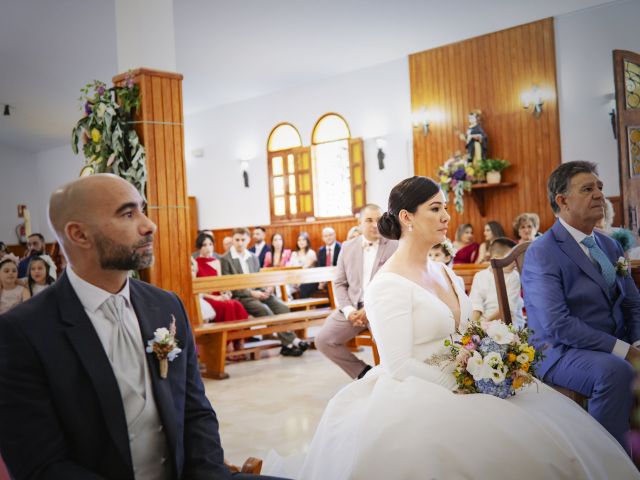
[0,144,37,243]
[34,144,84,240]
[556,0,640,196]
[184,57,413,230]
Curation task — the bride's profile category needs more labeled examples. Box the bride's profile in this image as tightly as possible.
[265,176,638,479]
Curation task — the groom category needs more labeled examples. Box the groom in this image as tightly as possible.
[0,174,283,479]
[521,161,640,451]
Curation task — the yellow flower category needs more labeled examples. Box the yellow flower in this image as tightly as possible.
[521,363,530,372]
[463,377,473,386]
[512,376,525,389]
[440,176,450,184]
[507,353,516,363]
[465,166,475,176]
[524,346,535,362]
[461,335,470,345]
[91,128,101,143]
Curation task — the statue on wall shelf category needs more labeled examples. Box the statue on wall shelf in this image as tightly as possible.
[459,109,488,173]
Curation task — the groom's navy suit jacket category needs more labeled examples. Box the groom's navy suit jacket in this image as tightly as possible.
[521,220,640,378]
[0,272,231,480]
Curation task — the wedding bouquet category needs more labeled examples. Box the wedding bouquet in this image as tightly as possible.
[427,320,542,398]
[437,153,476,213]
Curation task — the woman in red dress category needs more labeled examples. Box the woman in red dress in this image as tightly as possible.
[194,233,249,323]
[452,223,480,264]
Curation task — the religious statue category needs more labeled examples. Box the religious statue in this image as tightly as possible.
[459,109,488,172]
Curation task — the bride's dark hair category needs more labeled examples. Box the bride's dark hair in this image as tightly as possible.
[378,176,441,240]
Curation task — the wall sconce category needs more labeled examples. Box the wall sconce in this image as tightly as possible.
[521,86,544,117]
[412,108,430,136]
[239,160,250,188]
[3,105,11,116]
[375,138,386,170]
[609,99,617,139]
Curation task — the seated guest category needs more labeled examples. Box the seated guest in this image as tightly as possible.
[222,235,233,254]
[317,227,341,291]
[0,174,283,479]
[315,204,397,379]
[522,161,640,452]
[428,242,453,265]
[346,225,361,241]
[17,232,46,278]
[249,226,271,268]
[595,198,615,234]
[513,212,541,243]
[26,255,56,296]
[192,230,220,259]
[263,233,291,268]
[0,242,6,258]
[288,232,317,298]
[452,223,479,264]
[476,220,506,263]
[221,228,308,357]
[190,258,216,323]
[0,254,30,314]
[195,232,249,324]
[469,237,525,329]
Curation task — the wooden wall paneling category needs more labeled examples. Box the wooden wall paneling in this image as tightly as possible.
[203,217,358,258]
[409,18,560,242]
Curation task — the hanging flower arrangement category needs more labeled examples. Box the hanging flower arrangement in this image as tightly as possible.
[71,74,147,198]
[438,153,476,213]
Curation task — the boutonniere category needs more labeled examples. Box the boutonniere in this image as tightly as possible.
[146,315,182,379]
[615,256,630,277]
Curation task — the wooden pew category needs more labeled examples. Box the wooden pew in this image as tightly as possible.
[261,266,331,310]
[452,263,489,293]
[192,267,338,379]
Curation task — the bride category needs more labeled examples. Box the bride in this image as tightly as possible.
[265,176,639,479]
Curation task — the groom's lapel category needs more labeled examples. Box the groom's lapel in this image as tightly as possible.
[129,281,179,458]
[552,222,612,302]
[56,273,132,468]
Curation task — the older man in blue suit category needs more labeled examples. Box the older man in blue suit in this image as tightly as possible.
[0,175,284,480]
[522,161,640,452]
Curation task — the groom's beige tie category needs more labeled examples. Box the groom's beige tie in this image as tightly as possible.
[100,295,146,421]
[100,295,170,480]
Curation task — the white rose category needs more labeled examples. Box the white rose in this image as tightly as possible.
[483,351,503,369]
[466,351,485,380]
[486,322,515,345]
[516,353,529,364]
[154,327,170,343]
[488,365,508,384]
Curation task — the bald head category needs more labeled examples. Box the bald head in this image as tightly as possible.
[49,174,140,240]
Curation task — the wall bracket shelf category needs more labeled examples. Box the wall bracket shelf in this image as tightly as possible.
[470,182,516,217]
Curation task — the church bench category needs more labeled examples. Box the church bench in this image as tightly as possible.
[192,267,338,379]
[452,263,489,293]
[260,266,331,310]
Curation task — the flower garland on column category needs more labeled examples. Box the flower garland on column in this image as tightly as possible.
[71,74,147,198]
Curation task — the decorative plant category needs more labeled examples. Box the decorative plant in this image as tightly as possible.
[479,158,511,174]
[71,75,147,198]
[438,153,476,213]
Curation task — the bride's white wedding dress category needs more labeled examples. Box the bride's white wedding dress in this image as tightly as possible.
[264,264,639,479]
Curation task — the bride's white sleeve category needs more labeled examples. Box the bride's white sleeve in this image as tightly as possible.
[365,277,446,383]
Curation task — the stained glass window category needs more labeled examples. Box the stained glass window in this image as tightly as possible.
[628,127,640,177]
[625,61,640,110]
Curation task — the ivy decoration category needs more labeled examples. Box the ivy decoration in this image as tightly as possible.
[71,74,147,198]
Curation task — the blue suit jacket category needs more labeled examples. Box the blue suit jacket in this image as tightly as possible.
[249,244,271,268]
[521,220,640,378]
[0,272,231,480]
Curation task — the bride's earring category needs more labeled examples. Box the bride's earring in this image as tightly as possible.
[408,224,413,232]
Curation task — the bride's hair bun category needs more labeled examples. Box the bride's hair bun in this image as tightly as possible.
[378,211,402,240]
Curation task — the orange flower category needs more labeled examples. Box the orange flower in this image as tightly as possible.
[521,363,530,372]
[463,377,473,386]
[513,376,525,389]
[461,336,471,345]
[507,353,516,363]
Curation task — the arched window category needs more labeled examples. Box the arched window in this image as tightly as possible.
[266,115,365,223]
[312,114,365,218]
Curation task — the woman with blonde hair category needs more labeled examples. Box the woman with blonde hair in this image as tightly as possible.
[513,212,540,243]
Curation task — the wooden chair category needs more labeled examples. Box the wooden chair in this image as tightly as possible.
[490,241,588,407]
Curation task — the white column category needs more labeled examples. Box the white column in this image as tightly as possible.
[114,0,177,72]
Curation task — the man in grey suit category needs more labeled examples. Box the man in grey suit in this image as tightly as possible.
[315,204,398,379]
[220,228,308,357]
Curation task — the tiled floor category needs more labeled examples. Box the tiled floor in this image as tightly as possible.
[203,346,374,467]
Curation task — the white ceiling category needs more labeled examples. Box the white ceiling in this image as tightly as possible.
[0,0,619,154]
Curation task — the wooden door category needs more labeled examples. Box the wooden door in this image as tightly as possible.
[613,50,640,237]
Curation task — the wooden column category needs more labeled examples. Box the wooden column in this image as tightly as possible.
[113,68,194,321]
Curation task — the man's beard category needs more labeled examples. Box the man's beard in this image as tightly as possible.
[95,233,154,271]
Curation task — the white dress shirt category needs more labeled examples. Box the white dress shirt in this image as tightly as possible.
[558,217,635,358]
[469,267,525,329]
[230,247,252,274]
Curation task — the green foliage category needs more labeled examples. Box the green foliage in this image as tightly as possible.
[479,158,511,173]
[70,74,146,198]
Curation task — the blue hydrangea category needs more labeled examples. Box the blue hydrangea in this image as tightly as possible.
[477,378,513,399]
[478,338,508,357]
